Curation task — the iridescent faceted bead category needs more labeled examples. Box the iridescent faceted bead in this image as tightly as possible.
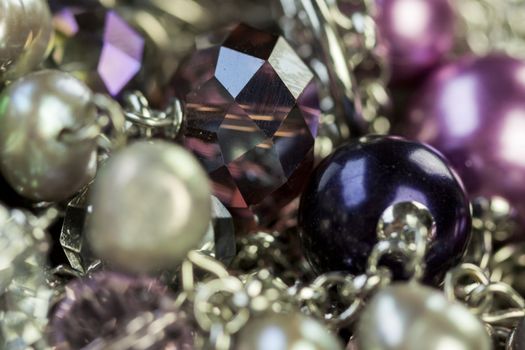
[49,272,193,349]
[172,23,320,221]
[52,7,144,96]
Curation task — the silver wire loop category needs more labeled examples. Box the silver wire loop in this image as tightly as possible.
[122,90,184,138]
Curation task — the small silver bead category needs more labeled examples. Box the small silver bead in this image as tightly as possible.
[87,141,212,273]
[0,0,53,81]
[357,283,492,350]
[234,312,343,350]
[0,70,98,202]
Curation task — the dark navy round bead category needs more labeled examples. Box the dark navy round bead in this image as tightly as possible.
[298,136,471,283]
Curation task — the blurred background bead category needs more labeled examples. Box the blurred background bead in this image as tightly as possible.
[50,1,275,104]
[0,0,53,81]
[0,206,53,350]
[172,23,320,225]
[0,70,98,202]
[298,136,471,283]
[404,54,525,235]
[374,0,456,82]
[87,141,211,273]
[51,6,145,97]
[48,272,190,349]
[234,312,343,350]
[347,339,359,350]
[357,283,491,350]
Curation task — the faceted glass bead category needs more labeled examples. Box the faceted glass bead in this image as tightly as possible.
[199,196,236,265]
[172,24,320,219]
[49,272,193,349]
[0,206,53,350]
[52,7,145,96]
[60,187,98,274]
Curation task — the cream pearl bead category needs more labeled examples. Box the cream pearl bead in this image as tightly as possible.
[0,70,98,202]
[87,141,212,273]
[357,283,492,350]
[0,0,53,81]
[234,313,343,350]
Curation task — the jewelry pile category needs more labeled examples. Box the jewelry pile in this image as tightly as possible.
[1,0,525,349]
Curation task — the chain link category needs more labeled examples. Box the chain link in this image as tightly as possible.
[178,215,433,348]
[444,197,525,345]
[334,0,391,133]
[122,91,184,139]
[455,0,525,58]
[277,0,391,161]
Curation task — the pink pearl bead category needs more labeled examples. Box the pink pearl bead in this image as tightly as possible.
[404,54,525,233]
[374,0,456,82]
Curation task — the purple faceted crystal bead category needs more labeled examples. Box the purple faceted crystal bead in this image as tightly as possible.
[404,54,525,234]
[52,7,144,96]
[49,272,193,349]
[171,24,320,221]
[373,0,456,82]
[298,136,471,284]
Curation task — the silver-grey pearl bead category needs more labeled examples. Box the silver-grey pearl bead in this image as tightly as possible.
[357,283,492,350]
[87,141,212,273]
[0,0,53,81]
[234,312,343,350]
[0,70,98,202]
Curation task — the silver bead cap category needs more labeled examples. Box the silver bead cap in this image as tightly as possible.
[377,201,435,247]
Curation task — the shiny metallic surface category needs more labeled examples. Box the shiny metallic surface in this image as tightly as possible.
[377,201,435,244]
[404,54,525,234]
[0,70,98,202]
[60,187,99,274]
[277,0,392,138]
[87,141,211,273]
[290,0,363,136]
[0,0,52,81]
[507,318,525,350]
[357,283,492,350]
[234,312,343,350]
[122,90,183,139]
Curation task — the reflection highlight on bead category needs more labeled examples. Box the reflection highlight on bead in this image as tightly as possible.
[87,141,211,273]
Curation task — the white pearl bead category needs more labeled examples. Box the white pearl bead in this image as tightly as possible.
[87,141,212,273]
[0,0,53,81]
[234,312,343,350]
[357,283,492,350]
[0,70,98,202]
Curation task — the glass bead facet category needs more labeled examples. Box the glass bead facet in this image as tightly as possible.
[52,7,145,96]
[49,272,193,349]
[172,24,320,219]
